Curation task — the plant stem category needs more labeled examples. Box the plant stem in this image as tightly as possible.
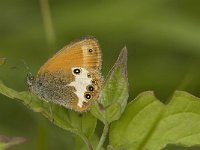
[83,137,93,150]
[40,0,56,52]
[75,131,93,150]
[96,123,109,150]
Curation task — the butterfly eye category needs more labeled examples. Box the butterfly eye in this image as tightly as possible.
[85,93,92,100]
[73,68,81,74]
[87,85,94,91]
[88,48,93,53]
[27,73,34,80]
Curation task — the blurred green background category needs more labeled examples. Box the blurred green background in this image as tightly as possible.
[0,0,200,149]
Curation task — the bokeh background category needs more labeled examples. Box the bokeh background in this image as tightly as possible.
[0,0,200,149]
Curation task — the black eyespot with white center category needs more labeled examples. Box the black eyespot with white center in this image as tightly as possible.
[85,93,92,100]
[87,85,94,91]
[73,68,81,74]
[88,48,93,53]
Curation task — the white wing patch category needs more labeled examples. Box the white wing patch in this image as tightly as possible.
[68,67,92,108]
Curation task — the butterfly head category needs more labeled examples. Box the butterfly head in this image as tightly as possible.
[26,72,35,88]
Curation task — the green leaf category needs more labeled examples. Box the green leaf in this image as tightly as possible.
[110,91,200,150]
[68,111,96,138]
[91,47,129,124]
[0,135,25,150]
[0,81,96,146]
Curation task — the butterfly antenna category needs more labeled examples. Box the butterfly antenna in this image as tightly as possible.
[20,59,32,75]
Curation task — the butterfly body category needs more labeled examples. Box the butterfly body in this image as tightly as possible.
[27,37,102,112]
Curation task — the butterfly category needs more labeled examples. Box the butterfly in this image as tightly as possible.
[26,36,102,112]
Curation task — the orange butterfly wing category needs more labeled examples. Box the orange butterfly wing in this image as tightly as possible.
[38,37,101,74]
[33,37,102,112]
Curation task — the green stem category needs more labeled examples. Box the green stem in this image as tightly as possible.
[40,0,56,52]
[82,136,93,150]
[96,123,109,150]
[75,131,93,150]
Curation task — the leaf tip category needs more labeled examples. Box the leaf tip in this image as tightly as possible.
[115,46,128,78]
